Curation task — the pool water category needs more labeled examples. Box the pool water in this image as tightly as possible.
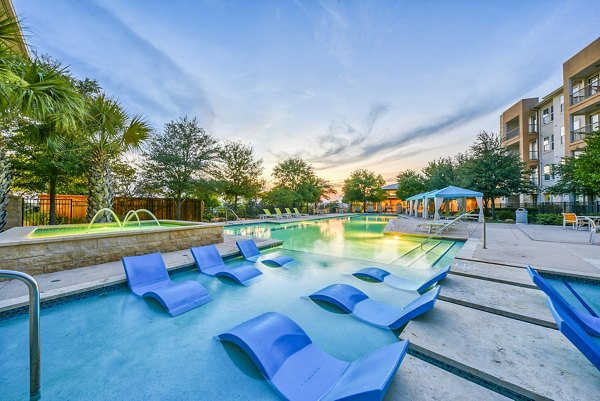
[225,215,462,269]
[545,276,600,316]
[1,215,461,400]
[29,221,195,238]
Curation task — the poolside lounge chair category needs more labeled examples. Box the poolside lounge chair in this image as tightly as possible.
[293,207,308,217]
[261,209,279,220]
[353,265,451,293]
[309,284,441,330]
[190,244,262,284]
[236,239,295,266]
[122,252,212,316]
[527,266,599,336]
[562,213,589,230]
[285,208,296,218]
[274,207,292,219]
[218,312,409,401]
[547,299,600,370]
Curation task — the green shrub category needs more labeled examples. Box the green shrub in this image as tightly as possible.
[496,210,514,221]
[531,213,562,225]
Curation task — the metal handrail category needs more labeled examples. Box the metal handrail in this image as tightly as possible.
[0,270,41,400]
[588,217,598,244]
[420,212,477,249]
[216,206,248,235]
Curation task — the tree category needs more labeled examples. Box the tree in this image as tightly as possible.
[548,131,600,201]
[141,117,219,220]
[1,12,84,230]
[460,131,528,219]
[82,94,151,222]
[272,157,314,206]
[297,174,336,213]
[214,140,264,213]
[342,169,386,212]
[573,131,600,200]
[396,170,427,200]
[7,131,86,224]
[111,157,142,198]
[422,157,459,190]
[261,187,297,208]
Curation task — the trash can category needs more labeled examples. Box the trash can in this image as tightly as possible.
[515,208,528,224]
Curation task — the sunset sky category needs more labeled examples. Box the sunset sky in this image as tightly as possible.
[16,0,600,188]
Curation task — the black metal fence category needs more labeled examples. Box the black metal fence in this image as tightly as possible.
[492,201,600,215]
[22,196,204,226]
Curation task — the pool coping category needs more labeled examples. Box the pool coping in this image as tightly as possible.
[0,238,283,316]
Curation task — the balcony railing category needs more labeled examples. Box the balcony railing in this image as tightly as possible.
[570,82,600,105]
[571,121,600,142]
[504,127,520,141]
[528,124,538,133]
[529,151,538,160]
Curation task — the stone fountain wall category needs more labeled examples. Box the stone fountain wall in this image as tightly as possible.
[0,221,223,275]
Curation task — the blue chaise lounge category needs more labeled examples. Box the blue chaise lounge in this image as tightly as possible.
[122,252,212,316]
[236,239,295,266]
[191,244,262,284]
[528,266,600,370]
[218,311,409,401]
[353,265,451,293]
[309,283,441,330]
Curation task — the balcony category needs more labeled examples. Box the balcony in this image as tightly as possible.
[504,127,520,141]
[570,82,600,105]
[529,151,538,160]
[528,124,538,134]
[571,121,600,143]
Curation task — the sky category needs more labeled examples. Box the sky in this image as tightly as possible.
[15,0,600,190]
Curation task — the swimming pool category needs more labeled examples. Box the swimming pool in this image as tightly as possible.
[224,215,462,269]
[0,215,460,400]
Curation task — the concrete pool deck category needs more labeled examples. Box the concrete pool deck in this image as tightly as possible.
[1,216,599,400]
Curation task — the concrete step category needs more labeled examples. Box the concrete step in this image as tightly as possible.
[401,301,600,401]
[388,355,509,400]
[440,274,556,328]
[451,259,536,288]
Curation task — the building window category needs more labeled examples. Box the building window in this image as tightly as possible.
[543,136,554,152]
[542,108,550,124]
[560,95,564,113]
[543,165,554,181]
[550,105,554,122]
[560,127,564,144]
[590,75,599,97]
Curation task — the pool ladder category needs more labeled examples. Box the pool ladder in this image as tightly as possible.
[0,270,41,400]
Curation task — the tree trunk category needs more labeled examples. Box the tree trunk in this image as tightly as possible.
[490,200,496,220]
[363,201,367,213]
[49,176,57,225]
[233,196,238,213]
[87,152,114,223]
[0,141,12,232]
[176,198,183,220]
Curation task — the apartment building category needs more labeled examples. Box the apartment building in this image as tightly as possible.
[500,36,600,204]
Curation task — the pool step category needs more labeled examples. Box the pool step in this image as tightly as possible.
[393,241,443,266]
[401,300,600,401]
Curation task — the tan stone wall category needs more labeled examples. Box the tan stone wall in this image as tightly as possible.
[0,225,223,275]
[4,195,22,230]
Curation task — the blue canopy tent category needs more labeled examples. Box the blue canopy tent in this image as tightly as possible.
[405,191,427,217]
[424,186,484,222]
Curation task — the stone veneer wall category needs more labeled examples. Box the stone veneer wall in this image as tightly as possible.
[0,224,223,275]
[4,195,22,231]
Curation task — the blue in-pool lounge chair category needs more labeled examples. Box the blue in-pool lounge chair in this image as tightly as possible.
[547,299,600,370]
[353,265,451,293]
[527,266,600,336]
[236,239,295,266]
[122,252,212,316]
[309,284,441,330]
[191,244,262,284]
[218,312,409,401]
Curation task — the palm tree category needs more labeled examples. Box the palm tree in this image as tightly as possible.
[83,94,151,222]
[1,12,84,230]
